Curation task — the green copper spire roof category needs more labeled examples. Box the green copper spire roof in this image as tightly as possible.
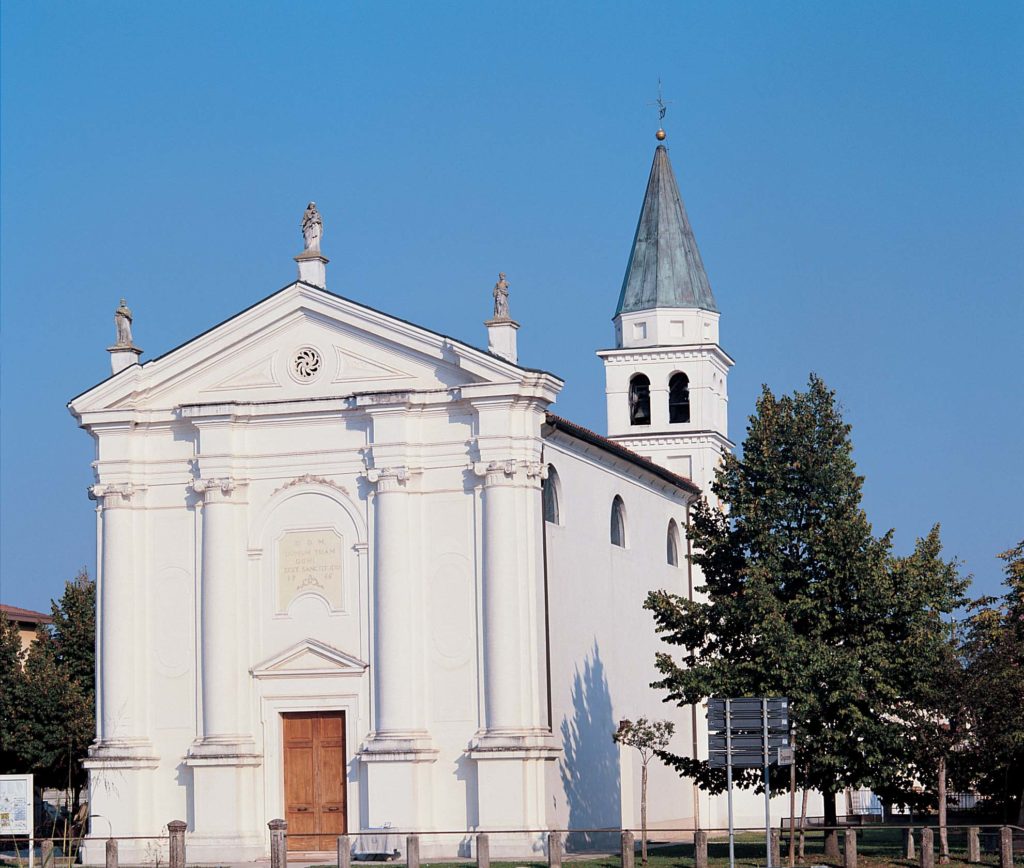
[615,144,718,316]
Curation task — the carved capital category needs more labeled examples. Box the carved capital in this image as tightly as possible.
[190,477,238,504]
[364,466,410,494]
[472,459,546,487]
[524,461,547,480]
[473,459,518,486]
[89,482,135,509]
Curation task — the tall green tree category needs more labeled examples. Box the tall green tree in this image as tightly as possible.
[959,541,1024,824]
[0,613,26,774]
[645,376,964,858]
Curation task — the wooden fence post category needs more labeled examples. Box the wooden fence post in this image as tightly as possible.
[844,828,857,868]
[268,819,287,868]
[40,840,54,868]
[771,828,781,867]
[1000,827,1013,868]
[476,833,490,868]
[406,835,420,868]
[921,827,935,868]
[621,831,635,868]
[548,831,562,868]
[904,828,916,860]
[105,837,119,868]
[966,827,980,864]
[168,820,187,868]
[337,834,351,868]
[694,830,708,868]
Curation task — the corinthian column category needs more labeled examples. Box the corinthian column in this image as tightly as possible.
[90,482,150,752]
[476,460,527,732]
[364,466,423,739]
[189,476,254,754]
[469,458,555,845]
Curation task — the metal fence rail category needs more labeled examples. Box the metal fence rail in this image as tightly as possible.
[4,820,1022,867]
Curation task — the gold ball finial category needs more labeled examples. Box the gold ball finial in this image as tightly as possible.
[656,128,667,141]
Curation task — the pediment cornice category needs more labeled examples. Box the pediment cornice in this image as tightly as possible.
[250,638,368,679]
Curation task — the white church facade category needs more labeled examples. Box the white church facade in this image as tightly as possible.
[70,139,810,862]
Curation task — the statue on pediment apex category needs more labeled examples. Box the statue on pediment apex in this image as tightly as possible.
[114,298,134,347]
[302,201,323,253]
[492,272,510,320]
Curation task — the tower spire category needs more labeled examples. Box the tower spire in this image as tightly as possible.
[615,143,717,317]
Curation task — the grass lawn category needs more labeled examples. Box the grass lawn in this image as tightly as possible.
[319,828,1022,868]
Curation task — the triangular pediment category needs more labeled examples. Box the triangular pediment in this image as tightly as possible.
[251,638,368,679]
[69,282,547,414]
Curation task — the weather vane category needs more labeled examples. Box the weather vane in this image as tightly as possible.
[648,77,672,141]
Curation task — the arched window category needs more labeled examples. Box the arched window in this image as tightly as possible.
[669,373,690,423]
[667,519,680,566]
[629,374,651,426]
[542,466,561,525]
[610,496,626,547]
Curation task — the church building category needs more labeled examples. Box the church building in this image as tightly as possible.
[69,135,794,862]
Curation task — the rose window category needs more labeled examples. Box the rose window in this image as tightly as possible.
[292,347,322,381]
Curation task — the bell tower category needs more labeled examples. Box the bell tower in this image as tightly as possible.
[597,134,733,495]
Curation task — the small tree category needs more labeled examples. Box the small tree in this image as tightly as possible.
[613,717,675,865]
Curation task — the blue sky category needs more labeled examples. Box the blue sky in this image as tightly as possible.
[2,1,1021,611]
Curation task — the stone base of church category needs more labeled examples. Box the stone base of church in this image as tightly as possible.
[469,731,559,857]
[166,745,264,862]
[360,733,438,833]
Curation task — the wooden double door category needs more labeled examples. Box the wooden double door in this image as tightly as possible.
[283,711,347,851]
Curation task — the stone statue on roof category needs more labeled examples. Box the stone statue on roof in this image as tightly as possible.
[114,298,134,347]
[301,202,323,252]
[492,273,510,320]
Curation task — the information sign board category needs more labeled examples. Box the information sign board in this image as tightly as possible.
[0,774,32,837]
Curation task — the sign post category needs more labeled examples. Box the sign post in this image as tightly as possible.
[0,773,34,868]
[708,700,791,868]
[725,700,735,868]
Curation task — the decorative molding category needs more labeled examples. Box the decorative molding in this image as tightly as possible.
[203,352,280,393]
[331,345,410,383]
[271,473,350,498]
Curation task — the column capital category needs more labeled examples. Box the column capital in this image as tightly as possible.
[190,476,241,503]
[364,465,412,493]
[472,459,546,486]
[89,482,135,509]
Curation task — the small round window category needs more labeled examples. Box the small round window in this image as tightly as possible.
[291,346,323,382]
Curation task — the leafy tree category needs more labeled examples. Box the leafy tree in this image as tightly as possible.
[959,541,1024,824]
[17,626,93,797]
[883,527,968,861]
[644,376,965,858]
[613,718,675,866]
[0,612,26,773]
[49,570,95,700]
[5,572,96,807]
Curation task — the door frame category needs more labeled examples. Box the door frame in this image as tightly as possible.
[258,691,362,846]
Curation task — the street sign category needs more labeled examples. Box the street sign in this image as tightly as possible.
[706,698,791,868]
[709,734,790,751]
[709,752,769,768]
[709,697,788,715]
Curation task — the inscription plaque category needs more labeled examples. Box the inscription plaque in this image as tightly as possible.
[278,530,344,612]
